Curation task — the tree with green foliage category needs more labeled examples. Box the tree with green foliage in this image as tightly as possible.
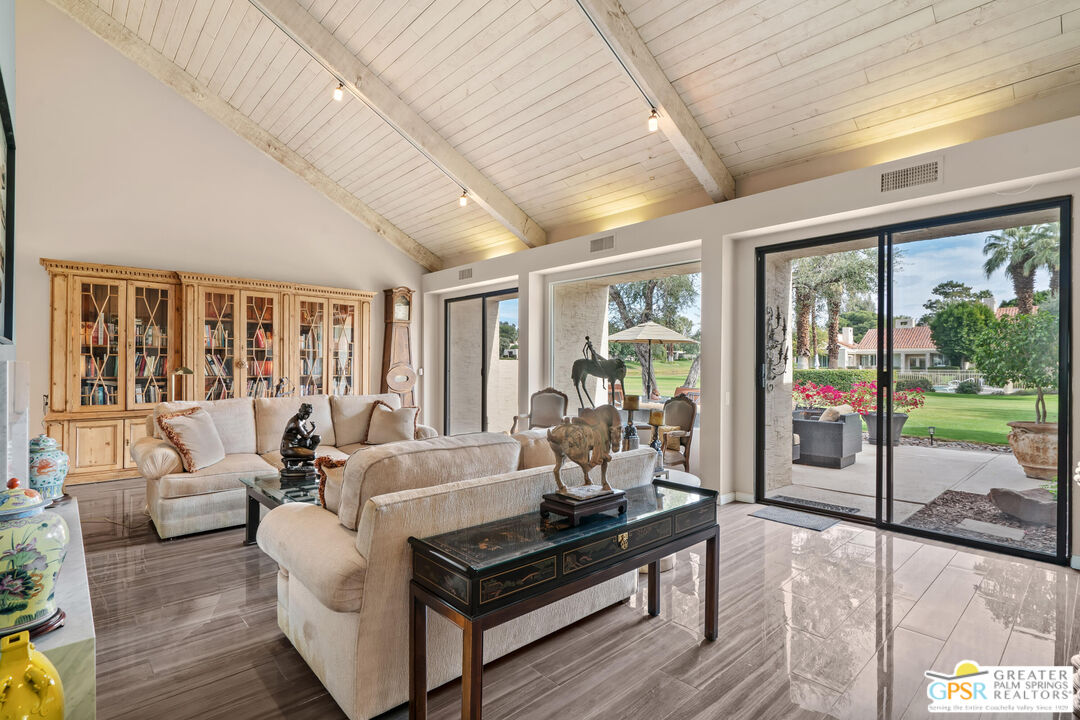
[608,274,699,398]
[999,289,1052,309]
[928,301,995,366]
[973,312,1059,423]
[838,309,876,344]
[919,281,992,324]
[1024,223,1061,296]
[822,250,877,368]
[498,321,518,356]
[983,224,1057,315]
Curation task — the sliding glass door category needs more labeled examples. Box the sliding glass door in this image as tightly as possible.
[757,198,1071,562]
[884,204,1069,559]
[444,289,518,435]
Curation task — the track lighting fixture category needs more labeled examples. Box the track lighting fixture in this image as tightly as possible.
[648,108,659,133]
[333,82,344,102]
[459,190,468,207]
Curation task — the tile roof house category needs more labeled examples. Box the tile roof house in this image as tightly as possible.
[841,320,946,370]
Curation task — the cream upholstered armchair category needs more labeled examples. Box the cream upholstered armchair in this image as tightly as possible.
[510,387,569,434]
[661,393,697,473]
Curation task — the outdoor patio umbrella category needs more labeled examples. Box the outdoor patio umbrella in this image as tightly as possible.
[608,321,698,400]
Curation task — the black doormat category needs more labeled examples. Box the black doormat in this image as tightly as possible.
[770,495,861,515]
[901,490,1056,555]
[750,506,839,531]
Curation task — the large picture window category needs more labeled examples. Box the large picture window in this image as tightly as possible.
[756,198,1071,562]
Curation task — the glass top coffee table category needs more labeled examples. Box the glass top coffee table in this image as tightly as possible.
[240,472,320,546]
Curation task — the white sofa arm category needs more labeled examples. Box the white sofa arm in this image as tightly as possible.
[414,424,438,440]
[257,503,367,613]
[131,436,183,479]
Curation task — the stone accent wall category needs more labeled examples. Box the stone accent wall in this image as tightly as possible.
[447,300,483,433]
[764,256,794,492]
[552,282,609,411]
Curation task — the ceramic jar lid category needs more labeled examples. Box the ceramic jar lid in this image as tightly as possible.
[0,479,45,520]
[29,435,61,453]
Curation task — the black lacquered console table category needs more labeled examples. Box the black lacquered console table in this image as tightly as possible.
[407,479,719,720]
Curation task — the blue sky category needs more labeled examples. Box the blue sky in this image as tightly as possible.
[892,233,1049,319]
[498,297,518,325]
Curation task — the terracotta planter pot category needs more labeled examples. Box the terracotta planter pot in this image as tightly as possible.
[1006,421,1058,480]
[864,412,908,446]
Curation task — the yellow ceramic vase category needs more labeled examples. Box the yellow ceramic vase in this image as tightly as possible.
[0,632,63,720]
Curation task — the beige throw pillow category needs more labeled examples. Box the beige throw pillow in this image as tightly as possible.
[156,407,226,472]
[366,400,418,445]
[819,404,854,423]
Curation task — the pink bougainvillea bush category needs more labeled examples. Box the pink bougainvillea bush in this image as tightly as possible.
[791,381,845,409]
[793,380,925,415]
[844,381,925,415]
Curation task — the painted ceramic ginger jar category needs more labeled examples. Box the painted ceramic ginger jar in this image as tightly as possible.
[0,480,68,635]
[0,631,63,720]
[28,437,68,504]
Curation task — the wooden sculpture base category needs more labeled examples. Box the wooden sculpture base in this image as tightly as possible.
[540,489,626,527]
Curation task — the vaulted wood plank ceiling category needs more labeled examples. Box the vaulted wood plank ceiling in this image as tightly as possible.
[56,0,1080,268]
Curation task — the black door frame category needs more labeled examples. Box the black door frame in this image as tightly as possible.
[755,196,1072,564]
[443,288,518,435]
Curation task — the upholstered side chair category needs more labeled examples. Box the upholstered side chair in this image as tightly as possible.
[662,393,697,473]
[510,387,569,434]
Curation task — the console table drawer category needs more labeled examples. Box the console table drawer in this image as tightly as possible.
[562,517,673,574]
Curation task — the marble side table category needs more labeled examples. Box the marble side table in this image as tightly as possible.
[35,497,96,720]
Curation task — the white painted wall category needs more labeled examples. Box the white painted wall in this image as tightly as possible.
[423,114,1080,558]
[0,0,12,116]
[15,1,425,430]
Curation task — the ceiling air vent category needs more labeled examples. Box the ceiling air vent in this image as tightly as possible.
[458,268,473,280]
[880,160,940,193]
[589,235,615,253]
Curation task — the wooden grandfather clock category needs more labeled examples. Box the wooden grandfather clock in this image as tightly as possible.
[381,287,417,406]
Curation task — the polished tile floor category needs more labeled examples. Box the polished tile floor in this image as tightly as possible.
[73,478,1080,719]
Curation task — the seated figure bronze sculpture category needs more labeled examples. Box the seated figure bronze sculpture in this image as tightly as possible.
[280,402,321,482]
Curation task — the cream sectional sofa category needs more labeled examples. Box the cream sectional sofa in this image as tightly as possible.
[257,432,655,720]
[130,393,437,539]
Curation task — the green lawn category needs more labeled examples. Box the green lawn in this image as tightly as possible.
[622,359,695,398]
[892,391,1057,445]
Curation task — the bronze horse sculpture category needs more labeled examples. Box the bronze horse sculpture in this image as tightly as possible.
[570,357,626,408]
[571,336,626,408]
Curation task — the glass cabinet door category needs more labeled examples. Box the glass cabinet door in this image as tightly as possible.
[202,289,237,400]
[298,298,327,396]
[128,283,173,408]
[243,293,276,398]
[76,279,125,409]
[330,302,357,395]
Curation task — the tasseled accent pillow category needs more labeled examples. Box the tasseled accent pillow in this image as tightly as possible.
[156,407,226,472]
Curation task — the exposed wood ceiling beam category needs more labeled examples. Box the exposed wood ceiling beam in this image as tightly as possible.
[248,0,548,249]
[575,0,736,202]
[45,0,444,272]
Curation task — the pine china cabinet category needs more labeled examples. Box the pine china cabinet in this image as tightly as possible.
[43,260,373,483]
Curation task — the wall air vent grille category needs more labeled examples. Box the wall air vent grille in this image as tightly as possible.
[458,268,473,280]
[880,161,939,192]
[589,235,615,253]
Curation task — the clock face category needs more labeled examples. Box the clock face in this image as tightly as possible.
[393,295,411,322]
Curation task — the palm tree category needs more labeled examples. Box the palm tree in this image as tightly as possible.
[1023,223,1061,297]
[983,224,1056,315]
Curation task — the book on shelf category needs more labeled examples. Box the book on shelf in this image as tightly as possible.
[203,353,232,378]
[82,319,118,347]
[83,354,118,379]
[204,323,231,348]
[82,382,117,406]
[134,353,166,378]
[250,326,272,349]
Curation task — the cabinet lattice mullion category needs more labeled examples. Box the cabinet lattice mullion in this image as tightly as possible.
[43,259,374,484]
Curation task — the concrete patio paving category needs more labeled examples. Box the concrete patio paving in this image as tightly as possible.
[768,444,1045,523]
